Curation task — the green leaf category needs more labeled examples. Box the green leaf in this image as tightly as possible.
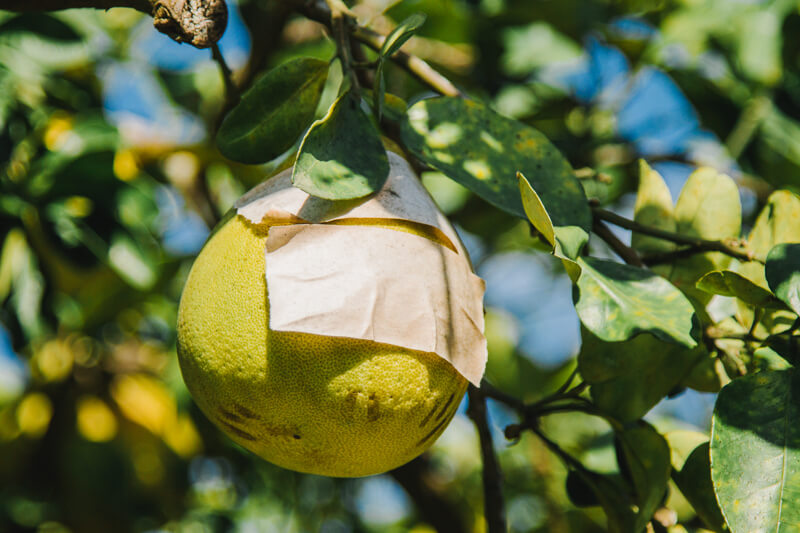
[579,328,703,421]
[711,369,800,532]
[753,346,793,372]
[574,256,698,348]
[381,13,427,58]
[667,167,741,305]
[766,243,800,315]
[401,97,591,228]
[374,14,426,122]
[681,349,728,393]
[737,191,800,335]
[696,270,779,307]
[616,423,672,533]
[518,172,587,260]
[293,92,390,200]
[672,443,727,532]
[217,57,329,164]
[739,190,800,287]
[631,160,676,255]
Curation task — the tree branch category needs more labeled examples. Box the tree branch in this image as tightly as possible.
[593,207,757,263]
[467,385,506,533]
[5,0,228,49]
[592,220,645,267]
[298,1,463,98]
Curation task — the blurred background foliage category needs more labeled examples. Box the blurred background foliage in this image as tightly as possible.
[1,0,799,531]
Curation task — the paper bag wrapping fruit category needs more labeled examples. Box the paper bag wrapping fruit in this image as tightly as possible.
[177,151,487,477]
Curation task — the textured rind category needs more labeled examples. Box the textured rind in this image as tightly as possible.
[177,214,467,477]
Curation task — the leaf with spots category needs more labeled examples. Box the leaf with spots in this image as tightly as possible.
[217,57,329,164]
[401,97,591,228]
[519,172,587,260]
[574,257,698,348]
[711,369,800,532]
[766,243,800,316]
[293,91,390,200]
[579,328,704,421]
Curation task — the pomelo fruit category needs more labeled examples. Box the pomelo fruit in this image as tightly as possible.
[176,153,480,477]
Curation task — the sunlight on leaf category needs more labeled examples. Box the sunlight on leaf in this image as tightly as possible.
[574,257,698,348]
[402,97,591,227]
[293,91,389,200]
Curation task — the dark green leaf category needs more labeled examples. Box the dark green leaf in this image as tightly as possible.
[574,256,698,347]
[616,423,672,533]
[696,270,779,307]
[519,172,587,260]
[293,92,389,200]
[766,243,800,315]
[401,97,591,227]
[568,468,636,532]
[672,443,727,532]
[579,328,704,421]
[217,57,329,164]
[711,369,800,532]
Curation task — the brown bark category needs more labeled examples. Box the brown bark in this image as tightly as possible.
[1,0,228,48]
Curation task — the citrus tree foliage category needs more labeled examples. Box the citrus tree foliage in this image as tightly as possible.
[2,1,800,532]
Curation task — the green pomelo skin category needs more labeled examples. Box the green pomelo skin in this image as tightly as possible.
[177,214,467,477]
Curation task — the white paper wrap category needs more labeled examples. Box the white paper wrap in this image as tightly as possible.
[235,152,487,385]
[235,152,464,254]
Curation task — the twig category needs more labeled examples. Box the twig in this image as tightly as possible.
[299,2,463,98]
[467,386,506,533]
[349,37,376,89]
[324,0,360,96]
[592,220,645,267]
[479,380,525,411]
[7,0,228,48]
[211,44,240,110]
[641,247,713,266]
[593,207,757,263]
